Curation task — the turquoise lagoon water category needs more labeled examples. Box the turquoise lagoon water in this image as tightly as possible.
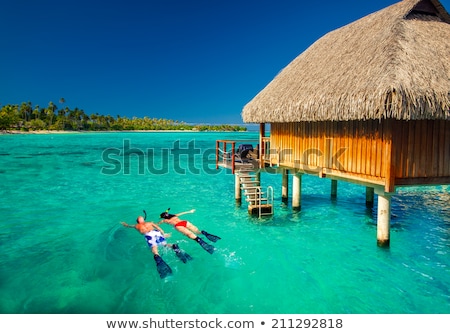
[0,131,449,314]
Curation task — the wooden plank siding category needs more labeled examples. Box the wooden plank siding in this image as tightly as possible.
[393,119,450,186]
[270,120,450,190]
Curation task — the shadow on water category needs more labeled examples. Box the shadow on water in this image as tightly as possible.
[77,224,146,290]
[98,224,135,261]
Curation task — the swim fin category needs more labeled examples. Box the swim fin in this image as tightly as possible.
[201,230,221,242]
[154,254,172,279]
[195,237,215,254]
[172,244,193,263]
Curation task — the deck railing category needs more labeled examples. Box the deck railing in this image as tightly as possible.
[216,140,236,173]
[216,138,264,173]
[261,136,270,167]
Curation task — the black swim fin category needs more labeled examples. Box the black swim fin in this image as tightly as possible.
[195,237,215,254]
[172,244,193,263]
[154,254,172,279]
[201,230,221,242]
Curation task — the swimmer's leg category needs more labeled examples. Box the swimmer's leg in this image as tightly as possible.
[201,230,221,242]
[172,244,193,263]
[177,226,215,254]
[153,254,172,278]
[195,237,215,254]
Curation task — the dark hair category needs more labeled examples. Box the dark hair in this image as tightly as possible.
[160,212,175,219]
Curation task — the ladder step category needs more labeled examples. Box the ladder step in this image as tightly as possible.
[244,191,266,196]
[241,183,260,188]
[246,198,269,202]
[245,198,266,202]
[243,191,263,196]
[245,195,268,200]
[242,187,262,191]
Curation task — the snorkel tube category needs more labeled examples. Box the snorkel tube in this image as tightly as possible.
[160,208,174,219]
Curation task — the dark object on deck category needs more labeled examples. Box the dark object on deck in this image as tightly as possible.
[235,144,254,162]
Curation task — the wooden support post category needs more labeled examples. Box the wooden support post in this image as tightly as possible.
[366,187,374,208]
[331,179,338,199]
[375,189,392,247]
[255,170,261,183]
[215,140,219,170]
[282,169,289,203]
[259,123,265,168]
[231,141,235,174]
[235,173,241,205]
[292,173,302,211]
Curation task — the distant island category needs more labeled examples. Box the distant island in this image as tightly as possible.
[0,100,247,132]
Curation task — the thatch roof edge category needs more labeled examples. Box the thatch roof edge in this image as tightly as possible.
[241,0,450,124]
[427,0,450,22]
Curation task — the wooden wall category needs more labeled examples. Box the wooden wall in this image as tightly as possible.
[392,119,450,186]
[270,119,450,190]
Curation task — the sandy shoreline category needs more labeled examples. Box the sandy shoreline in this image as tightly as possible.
[1,130,83,135]
[0,129,232,135]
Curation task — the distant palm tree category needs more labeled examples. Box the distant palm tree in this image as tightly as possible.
[19,101,32,122]
[58,107,69,130]
[32,105,40,120]
[46,101,57,127]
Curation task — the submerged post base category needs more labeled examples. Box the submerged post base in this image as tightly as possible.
[292,205,301,212]
[377,239,390,248]
[375,190,393,248]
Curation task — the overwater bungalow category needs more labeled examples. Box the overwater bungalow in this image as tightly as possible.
[217,0,450,246]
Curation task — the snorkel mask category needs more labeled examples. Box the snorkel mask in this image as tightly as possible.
[160,208,175,219]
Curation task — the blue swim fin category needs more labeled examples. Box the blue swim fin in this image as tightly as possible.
[195,237,215,254]
[172,244,193,263]
[201,230,221,242]
[154,254,172,278]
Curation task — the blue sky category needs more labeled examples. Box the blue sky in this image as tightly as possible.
[1,0,449,124]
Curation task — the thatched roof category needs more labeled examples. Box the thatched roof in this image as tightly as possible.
[242,0,450,123]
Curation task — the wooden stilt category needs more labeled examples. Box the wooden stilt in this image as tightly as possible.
[331,179,338,199]
[375,190,392,247]
[282,169,289,203]
[366,187,374,208]
[235,173,241,205]
[292,173,302,210]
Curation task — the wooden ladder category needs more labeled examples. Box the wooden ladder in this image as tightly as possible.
[237,168,273,218]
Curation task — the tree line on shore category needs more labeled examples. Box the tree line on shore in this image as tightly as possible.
[0,100,247,132]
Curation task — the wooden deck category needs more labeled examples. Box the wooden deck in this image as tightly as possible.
[216,139,261,173]
[248,204,273,215]
[217,160,258,172]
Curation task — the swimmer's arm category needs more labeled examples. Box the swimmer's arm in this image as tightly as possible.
[152,223,165,233]
[153,224,171,238]
[121,222,136,228]
[175,209,195,217]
